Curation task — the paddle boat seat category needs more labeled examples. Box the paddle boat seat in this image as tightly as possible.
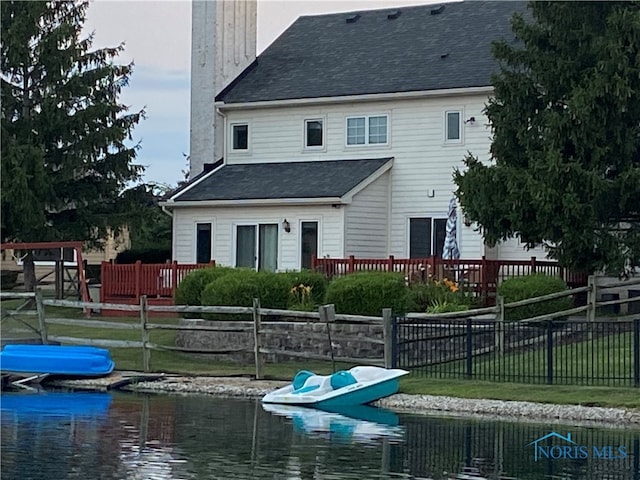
[292,370,359,395]
[330,370,357,390]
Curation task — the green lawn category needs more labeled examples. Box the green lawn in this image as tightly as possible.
[399,376,640,409]
[2,301,639,409]
[416,331,635,387]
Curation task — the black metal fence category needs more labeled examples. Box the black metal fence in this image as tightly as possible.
[394,316,640,387]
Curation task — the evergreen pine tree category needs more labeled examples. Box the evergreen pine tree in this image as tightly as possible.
[1,0,144,289]
[454,1,640,275]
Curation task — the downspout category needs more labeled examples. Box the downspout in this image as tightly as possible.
[161,204,175,261]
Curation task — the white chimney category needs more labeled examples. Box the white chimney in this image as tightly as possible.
[189,0,257,178]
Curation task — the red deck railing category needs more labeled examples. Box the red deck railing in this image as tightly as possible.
[100,260,214,304]
[312,255,587,305]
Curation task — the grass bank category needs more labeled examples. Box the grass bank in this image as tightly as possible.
[399,377,640,409]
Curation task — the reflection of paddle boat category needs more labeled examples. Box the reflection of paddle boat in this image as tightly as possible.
[0,344,115,377]
[0,392,112,419]
[261,366,409,407]
[262,403,405,443]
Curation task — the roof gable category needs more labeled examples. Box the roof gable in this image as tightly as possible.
[217,1,528,104]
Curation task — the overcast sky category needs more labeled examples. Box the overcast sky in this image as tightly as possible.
[84,0,438,186]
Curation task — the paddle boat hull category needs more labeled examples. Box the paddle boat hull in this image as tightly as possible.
[0,344,115,377]
[261,366,409,407]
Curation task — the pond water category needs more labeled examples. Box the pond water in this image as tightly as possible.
[1,391,638,480]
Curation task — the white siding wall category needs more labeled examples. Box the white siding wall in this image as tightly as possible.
[223,94,492,260]
[345,172,389,257]
[490,238,549,261]
[172,205,344,270]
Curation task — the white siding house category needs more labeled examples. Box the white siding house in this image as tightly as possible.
[162,0,546,270]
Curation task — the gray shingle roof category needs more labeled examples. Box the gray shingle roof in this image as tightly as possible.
[172,158,393,202]
[217,1,527,104]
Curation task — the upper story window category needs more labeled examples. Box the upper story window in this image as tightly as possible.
[232,123,248,150]
[445,111,462,143]
[305,119,323,149]
[346,115,388,146]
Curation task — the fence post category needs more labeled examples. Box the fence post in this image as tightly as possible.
[530,256,537,274]
[55,259,64,299]
[171,261,178,299]
[466,318,473,379]
[634,318,639,388]
[481,256,488,305]
[387,255,395,273]
[35,289,48,345]
[495,296,505,357]
[348,255,355,274]
[135,260,142,302]
[140,295,150,372]
[253,298,263,380]
[100,262,107,304]
[319,304,336,372]
[546,320,553,385]
[382,308,393,368]
[587,275,597,341]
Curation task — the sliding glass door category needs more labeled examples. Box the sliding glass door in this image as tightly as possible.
[235,223,278,271]
[236,225,257,268]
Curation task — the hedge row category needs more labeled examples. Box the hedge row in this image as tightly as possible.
[175,267,572,318]
[175,268,328,313]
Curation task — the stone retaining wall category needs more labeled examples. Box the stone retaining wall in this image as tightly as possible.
[175,318,384,364]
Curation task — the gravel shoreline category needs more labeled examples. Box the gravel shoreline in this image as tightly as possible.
[51,372,640,428]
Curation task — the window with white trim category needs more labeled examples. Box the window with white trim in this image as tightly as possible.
[409,217,447,258]
[196,223,213,263]
[231,123,248,150]
[445,111,462,143]
[346,115,388,145]
[304,119,323,148]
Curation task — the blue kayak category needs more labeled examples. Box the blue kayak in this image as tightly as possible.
[0,344,115,377]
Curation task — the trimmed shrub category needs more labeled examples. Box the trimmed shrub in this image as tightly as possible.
[115,248,172,264]
[175,266,235,306]
[325,272,409,316]
[497,274,572,321]
[200,269,291,319]
[254,271,293,309]
[282,270,328,308]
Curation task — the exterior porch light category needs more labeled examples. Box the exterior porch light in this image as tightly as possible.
[282,219,291,233]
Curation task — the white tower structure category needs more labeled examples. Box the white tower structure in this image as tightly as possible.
[189,0,257,178]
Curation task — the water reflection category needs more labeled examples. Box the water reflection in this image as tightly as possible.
[262,403,405,444]
[0,391,638,480]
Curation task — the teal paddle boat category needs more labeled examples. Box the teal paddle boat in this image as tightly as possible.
[261,366,409,408]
